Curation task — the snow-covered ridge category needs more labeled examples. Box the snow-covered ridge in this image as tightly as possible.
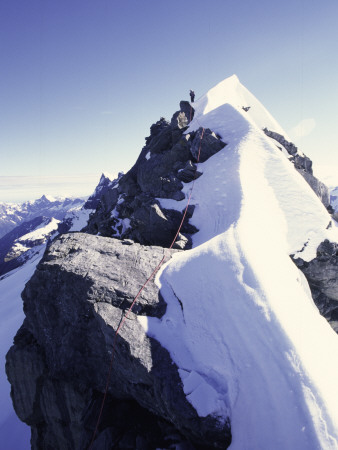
[140,75,338,449]
[193,74,288,138]
[5,217,60,262]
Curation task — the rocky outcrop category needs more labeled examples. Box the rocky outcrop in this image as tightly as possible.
[263,128,330,208]
[6,233,231,449]
[84,173,122,211]
[85,103,225,249]
[57,173,123,235]
[293,239,338,332]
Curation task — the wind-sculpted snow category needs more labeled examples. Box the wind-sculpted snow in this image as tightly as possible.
[139,75,338,449]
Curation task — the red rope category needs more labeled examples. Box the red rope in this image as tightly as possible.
[88,121,204,449]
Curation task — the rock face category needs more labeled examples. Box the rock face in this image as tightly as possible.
[263,128,330,208]
[85,104,225,249]
[57,173,122,235]
[6,233,231,449]
[84,173,122,211]
[293,239,338,333]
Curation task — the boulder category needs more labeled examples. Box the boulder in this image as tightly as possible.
[6,233,231,449]
[177,160,202,183]
[190,128,226,163]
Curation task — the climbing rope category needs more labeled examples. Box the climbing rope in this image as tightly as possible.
[88,110,204,450]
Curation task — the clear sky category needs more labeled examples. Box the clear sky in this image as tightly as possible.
[1,0,338,201]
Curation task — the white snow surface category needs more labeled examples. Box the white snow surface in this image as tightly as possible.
[0,251,46,449]
[17,217,60,243]
[67,208,94,232]
[7,217,60,261]
[139,75,338,449]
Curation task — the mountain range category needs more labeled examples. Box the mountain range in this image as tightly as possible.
[0,195,84,239]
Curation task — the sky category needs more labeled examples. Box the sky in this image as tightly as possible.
[1,0,338,202]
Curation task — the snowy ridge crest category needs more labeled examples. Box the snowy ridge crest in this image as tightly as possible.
[141,75,338,449]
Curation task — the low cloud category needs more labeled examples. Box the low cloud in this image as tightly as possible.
[289,118,316,139]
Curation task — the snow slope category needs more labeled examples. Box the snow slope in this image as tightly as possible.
[7,217,60,259]
[140,75,338,449]
[0,251,46,450]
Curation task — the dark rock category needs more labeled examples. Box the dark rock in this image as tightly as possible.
[127,200,195,249]
[145,118,173,155]
[177,160,202,183]
[6,233,231,449]
[263,128,330,207]
[180,101,194,123]
[148,126,173,154]
[85,103,227,247]
[185,204,196,220]
[84,173,121,211]
[293,239,338,332]
[190,128,226,163]
[136,153,184,198]
[171,101,194,129]
[263,129,298,156]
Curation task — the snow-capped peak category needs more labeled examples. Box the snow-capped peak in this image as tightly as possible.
[191,74,288,138]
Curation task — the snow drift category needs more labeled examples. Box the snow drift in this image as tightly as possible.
[139,75,338,449]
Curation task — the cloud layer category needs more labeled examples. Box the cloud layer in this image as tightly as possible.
[0,175,101,203]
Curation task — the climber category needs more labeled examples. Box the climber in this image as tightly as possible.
[190,90,195,103]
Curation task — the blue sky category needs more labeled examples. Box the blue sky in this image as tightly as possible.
[1,0,338,201]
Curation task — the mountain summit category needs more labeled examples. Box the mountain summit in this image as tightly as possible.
[6,76,338,449]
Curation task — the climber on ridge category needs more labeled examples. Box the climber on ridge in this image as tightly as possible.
[190,90,195,103]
